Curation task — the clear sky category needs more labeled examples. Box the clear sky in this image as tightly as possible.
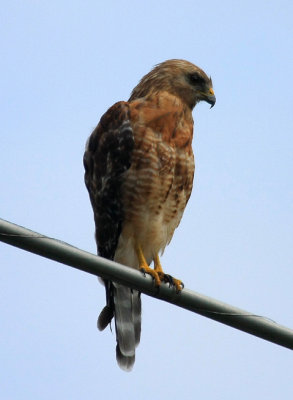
[1,1,293,399]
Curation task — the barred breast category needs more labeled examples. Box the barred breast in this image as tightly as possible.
[114,92,195,268]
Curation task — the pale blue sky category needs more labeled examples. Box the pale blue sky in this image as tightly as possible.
[1,1,293,399]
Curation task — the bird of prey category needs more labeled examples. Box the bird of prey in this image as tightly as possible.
[83,59,215,371]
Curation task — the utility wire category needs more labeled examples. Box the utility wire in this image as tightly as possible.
[1,217,292,350]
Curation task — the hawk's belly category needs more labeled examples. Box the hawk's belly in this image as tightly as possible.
[114,140,194,269]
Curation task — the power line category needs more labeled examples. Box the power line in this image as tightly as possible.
[1,217,292,350]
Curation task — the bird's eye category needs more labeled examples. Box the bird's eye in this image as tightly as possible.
[189,72,205,85]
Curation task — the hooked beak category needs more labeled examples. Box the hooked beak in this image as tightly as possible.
[205,88,216,108]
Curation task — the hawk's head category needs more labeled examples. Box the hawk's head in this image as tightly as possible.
[129,59,216,110]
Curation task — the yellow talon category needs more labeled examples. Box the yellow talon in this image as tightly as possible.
[136,245,184,291]
[155,253,183,291]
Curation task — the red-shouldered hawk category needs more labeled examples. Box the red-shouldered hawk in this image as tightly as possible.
[83,59,215,371]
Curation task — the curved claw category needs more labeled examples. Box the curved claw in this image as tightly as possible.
[158,272,171,286]
[140,266,161,287]
[163,274,174,287]
[139,250,183,292]
[158,272,184,292]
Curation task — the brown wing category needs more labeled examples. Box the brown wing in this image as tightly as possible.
[83,101,134,260]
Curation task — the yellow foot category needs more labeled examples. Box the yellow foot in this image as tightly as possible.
[135,245,184,292]
[137,252,184,293]
[158,272,184,292]
[154,254,184,292]
[140,264,162,287]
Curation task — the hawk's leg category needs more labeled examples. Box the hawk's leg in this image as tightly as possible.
[135,244,161,287]
[154,254,184,292]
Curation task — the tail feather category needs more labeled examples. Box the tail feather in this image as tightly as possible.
[97,305,114,331]
[97,282,142,372]
[113,283,136,357]
[116,344,135,371]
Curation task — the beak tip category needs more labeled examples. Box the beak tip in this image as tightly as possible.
[209,97,216,108]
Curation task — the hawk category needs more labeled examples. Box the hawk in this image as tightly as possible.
[83,59,215,371]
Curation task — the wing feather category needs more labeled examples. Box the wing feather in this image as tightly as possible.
[84,101,134,259]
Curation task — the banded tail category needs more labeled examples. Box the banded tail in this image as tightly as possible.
[98,281,141,371]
